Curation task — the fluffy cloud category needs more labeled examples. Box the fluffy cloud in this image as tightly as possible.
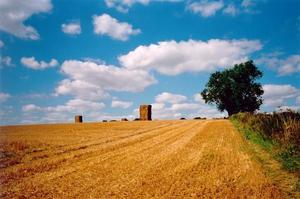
[93,14,141,41]
[59,60,156,92]
[46,99,105,112]
[105,0,149,12]
[193,93,205,104]
[27,99,105,114]
[61,22,81,35]
[22,90,226,123]
[187,0,224,17]
[257,54,300,75]
[21,57,58,70]
[187,0,262,17]
[0,0,52,40]
[55,60,156,102]
[105,0,182,12]
[22,99,106,123]
[240,0,261,14]
[82,57,106,65]
[223,4,238,16]
[155,92,187,104]
[149,105,180,119]
[149,91,225,119]
[22,104,42,112]
[151,102,165,110]
[55,79,109,100]
[51,59,156,123]
[0,92,10,103]
[0,40,4,48]
[280,57,300,75]
[170,103,200,111]
[0,56,12,67]
[119,39,262,75]
[111,99,133,109]
[263,84,300,107]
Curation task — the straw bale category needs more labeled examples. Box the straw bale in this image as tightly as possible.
[75,115,83,123]
[139,105,152,121]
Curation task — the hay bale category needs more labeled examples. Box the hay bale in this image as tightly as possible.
[139,105,152,121]
[75,115,83,123]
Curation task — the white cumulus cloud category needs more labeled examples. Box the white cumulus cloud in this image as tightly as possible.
[24,99,105,114]
[21,99,106,123]
[170,103,200,111]
[54,60,156,102]
[187,0,224,17]
[62,22,81,35]
[119,39,262,75]
[0,0,52,40]
[155,92,187,104]
[149,92,225,119]
[105,0,182,13]
[21,57,58,70]
[22,104,42,112]
[59,60,156,93]
[105,0,149,12]
[223,4,238,16]
[263,84,300,107]
[257,54,300,76]
[55,79,109,101]
[93,14,141,41]
[193,93,205,104]
[50,99,105,112]
[187,0,262,17]
[111,99,133,109]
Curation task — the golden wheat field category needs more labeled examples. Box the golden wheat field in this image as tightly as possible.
[0,120,298,198]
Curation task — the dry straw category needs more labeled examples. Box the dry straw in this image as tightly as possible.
[75,115,83,123]
[139,105,152,121]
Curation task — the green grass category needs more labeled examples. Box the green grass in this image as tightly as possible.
[277,145,300,172]
[230,116,299,173]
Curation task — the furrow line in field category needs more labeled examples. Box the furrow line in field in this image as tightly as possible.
[52,122,172,151]
[27,121,206,198]
[71,121,209,198]
[0,121,197,193]
[0,122,175,176]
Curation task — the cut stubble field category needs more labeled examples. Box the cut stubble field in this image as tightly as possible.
[0,120,295,198]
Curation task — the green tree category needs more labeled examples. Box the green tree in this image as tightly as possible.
[201,60,264,116]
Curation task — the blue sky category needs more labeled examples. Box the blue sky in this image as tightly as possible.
[0,0,299,125]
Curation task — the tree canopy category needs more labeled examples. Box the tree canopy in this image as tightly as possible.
[201,60,264,116]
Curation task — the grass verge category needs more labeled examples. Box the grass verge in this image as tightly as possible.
[230,112,299,173]
[231,118,300,198]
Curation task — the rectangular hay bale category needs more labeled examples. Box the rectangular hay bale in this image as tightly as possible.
[75,115,83,123]
[139,105,152,121]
